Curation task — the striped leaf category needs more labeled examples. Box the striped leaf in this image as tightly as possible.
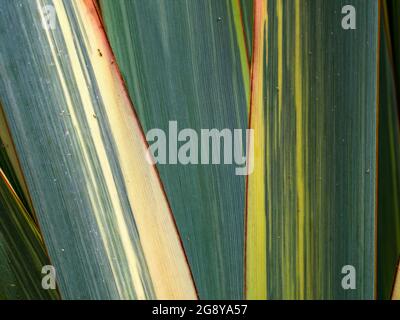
[0,0,196,299]
[0,107,33,215]
[239,0,254,60]
[100,0,249,299]
[246,0,379,299]
[0,169,58,299]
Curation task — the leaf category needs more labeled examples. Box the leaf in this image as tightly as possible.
[100,0,249,299]
[0,169,58,299]
[377,0,400,300]
[0,0,196,300]
[246,0,379,299]
[239,0,254,60]
[0,106,33,216]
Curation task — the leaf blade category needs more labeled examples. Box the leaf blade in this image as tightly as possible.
[246,0,379,299]
[0,169,58,299]
[100,0,249,299]
[0,0,196,300]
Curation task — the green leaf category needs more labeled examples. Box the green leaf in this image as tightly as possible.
[239,0,253,60]
[377,1,400,300]
[100,0,249,299]
[0,0,196,300]
[0,106,33,216]
[0,169,58,299]
[246,0,379,299]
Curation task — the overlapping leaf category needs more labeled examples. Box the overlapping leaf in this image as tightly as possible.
[377,1,400,300]
[0,107,33,215]
[0,0,196,300]
[100,0,250,299]
[0,169,58,299]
